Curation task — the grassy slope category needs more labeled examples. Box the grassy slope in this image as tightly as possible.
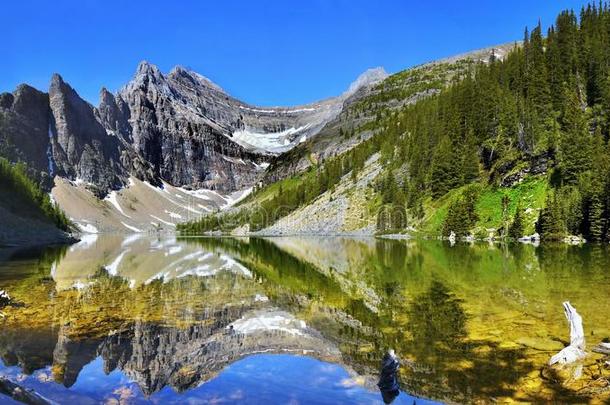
[421,177,548,237]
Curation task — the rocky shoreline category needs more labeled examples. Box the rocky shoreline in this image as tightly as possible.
[179,229,599,247]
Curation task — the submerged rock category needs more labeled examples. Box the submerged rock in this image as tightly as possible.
[516,337,564,352]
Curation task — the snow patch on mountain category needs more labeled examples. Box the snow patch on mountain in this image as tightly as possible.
[105,191,131,218]
[231,124,312,153]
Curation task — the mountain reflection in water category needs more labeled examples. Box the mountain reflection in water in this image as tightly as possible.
[0,235,609,403]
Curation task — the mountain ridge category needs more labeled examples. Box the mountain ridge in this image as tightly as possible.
[0,42,518,235]
[0,61,388,197]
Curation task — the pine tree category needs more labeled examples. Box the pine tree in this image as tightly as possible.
[382,171,397,204]
[443,187,479,237]
[559,84,591,184]
[537,193,566,240]
[508,205,525,239]
[443,198,470,237]
[587,194,604,240]
[430,136,459,198]
[461,132,480,184]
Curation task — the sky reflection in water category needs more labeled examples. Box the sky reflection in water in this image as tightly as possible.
[0,355,432,404]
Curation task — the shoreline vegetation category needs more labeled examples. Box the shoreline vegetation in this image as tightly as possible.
[175,229,593,247]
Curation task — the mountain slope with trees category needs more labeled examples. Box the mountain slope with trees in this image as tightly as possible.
[181,2,610,242]
[0,158,72,247]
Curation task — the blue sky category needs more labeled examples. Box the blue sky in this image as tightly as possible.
[2,0,594,106]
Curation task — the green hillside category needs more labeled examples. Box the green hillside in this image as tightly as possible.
[181,3,610,242]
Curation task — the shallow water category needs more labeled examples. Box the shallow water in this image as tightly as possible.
[0,235,609,403]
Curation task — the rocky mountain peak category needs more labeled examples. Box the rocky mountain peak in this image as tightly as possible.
[11,84,47,114]
[99,87,114,104]
[136,60,162,77]
[50,72,65,86]
[344,67,388,97]
[124,61,168,96]
[49,73,75,101]
[168,66,226,94]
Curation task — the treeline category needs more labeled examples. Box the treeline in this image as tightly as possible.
[0,158,70,231]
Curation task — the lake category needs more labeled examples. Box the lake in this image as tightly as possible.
[0,235,609,403]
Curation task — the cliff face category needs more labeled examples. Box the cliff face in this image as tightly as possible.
[0,62,386,196]
[0,77,132,196]
[48,74,127,192]
[0,85,54,183]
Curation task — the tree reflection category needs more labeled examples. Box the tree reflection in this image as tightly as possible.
[403,280,533,402]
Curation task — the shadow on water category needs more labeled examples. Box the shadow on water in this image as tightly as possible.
[0,244,67,284]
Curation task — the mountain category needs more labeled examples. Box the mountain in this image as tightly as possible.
[1,62,386,195]
[262,44,514,185]
[0,62,387,233]
[183,3,610,242]
[0,41,526,238]
[180,44,518,236]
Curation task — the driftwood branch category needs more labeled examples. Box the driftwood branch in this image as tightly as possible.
[592,342,610,355]
[549,301,586,365]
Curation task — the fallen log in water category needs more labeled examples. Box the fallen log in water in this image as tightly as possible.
[549,301,586,365]
[0,377,52,405]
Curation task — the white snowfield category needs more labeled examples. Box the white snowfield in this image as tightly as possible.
[231,124,312,153]
[52,176,252,234]
[76,222,99,234]
[238,105,317,114]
